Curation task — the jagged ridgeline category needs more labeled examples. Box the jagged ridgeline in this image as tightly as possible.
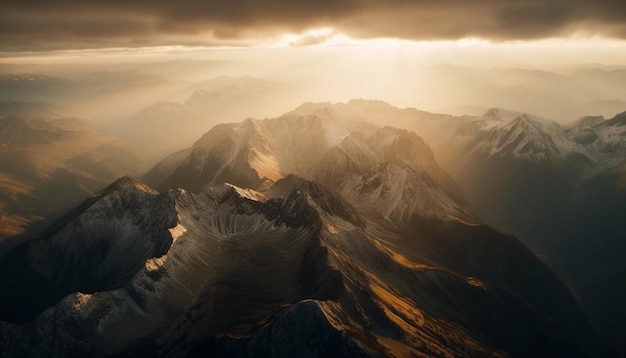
[0,106,615,357]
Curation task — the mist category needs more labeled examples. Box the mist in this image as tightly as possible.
[1,41,625,230]
[3,40,626,129]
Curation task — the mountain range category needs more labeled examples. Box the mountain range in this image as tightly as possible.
[0,110,615,357]
[287,100,626,353]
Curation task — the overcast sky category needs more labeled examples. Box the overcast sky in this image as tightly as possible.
[1,0,626,51]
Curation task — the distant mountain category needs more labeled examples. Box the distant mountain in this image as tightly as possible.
[0,73,72,103]
[393,97,624,170]
[310,126,474,223]
[0,100,73,119]
[402,107,626,265]
[0,71,173,104]
[566,111,626,165]
[412,65,626,121]
[112,101,200,161]
[144,114,375,191]
[113,76,297,163]
[0,70,194,127]
[146,113,473,224]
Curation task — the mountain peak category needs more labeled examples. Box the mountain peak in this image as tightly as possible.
[566,115,605,129]
[287,101,333,116]
[101,175,158,196]
[224,183,268,202]
[191,122,238,149]
[479,107,522,121]
[477,108,554,128]
[185,89,228,107]
[285,99,399,120]
[606,111,626,127]
[265,174,365,227]
[345,98,395,109]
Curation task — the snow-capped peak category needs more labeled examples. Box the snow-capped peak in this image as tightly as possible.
[565,115,605,129]
[224,183,268,202]
[101,175,158,196]
[475,108,554,130]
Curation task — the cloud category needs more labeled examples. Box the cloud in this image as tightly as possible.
[0,0,625,51]
[288,29,339,47]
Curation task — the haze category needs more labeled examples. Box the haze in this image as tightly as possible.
[3,0,626,152]
[2,39,626,151]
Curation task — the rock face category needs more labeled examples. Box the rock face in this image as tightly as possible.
[0,176,177,322]
[144,114,376,190]
[0,112,612,357]
[145,115,467,223]
[310,126,473,223]
[406,107,626,353]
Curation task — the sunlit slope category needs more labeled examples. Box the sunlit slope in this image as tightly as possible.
[287,99,626,353]
[146,114,469,222]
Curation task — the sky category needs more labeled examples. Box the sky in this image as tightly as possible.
[1,1,626,124]
[1,0,626,52]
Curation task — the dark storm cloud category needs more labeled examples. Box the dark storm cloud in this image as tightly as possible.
[0,0,625,51]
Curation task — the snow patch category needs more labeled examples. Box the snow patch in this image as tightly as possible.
[225,183,268,202]
[72,292,93,311]
[168,223,187,243]
[145,255,168,273]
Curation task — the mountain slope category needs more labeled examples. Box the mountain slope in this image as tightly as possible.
[310,126,473,223]
[0,176,176,321]
[141,113,606,355]
[145,114,374,191]
[146,115,467,224]
[0,114,145,244]
[0,176,605,357]
[288,100,626,353]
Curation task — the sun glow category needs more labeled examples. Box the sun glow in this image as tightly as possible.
[273,28,355,48]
